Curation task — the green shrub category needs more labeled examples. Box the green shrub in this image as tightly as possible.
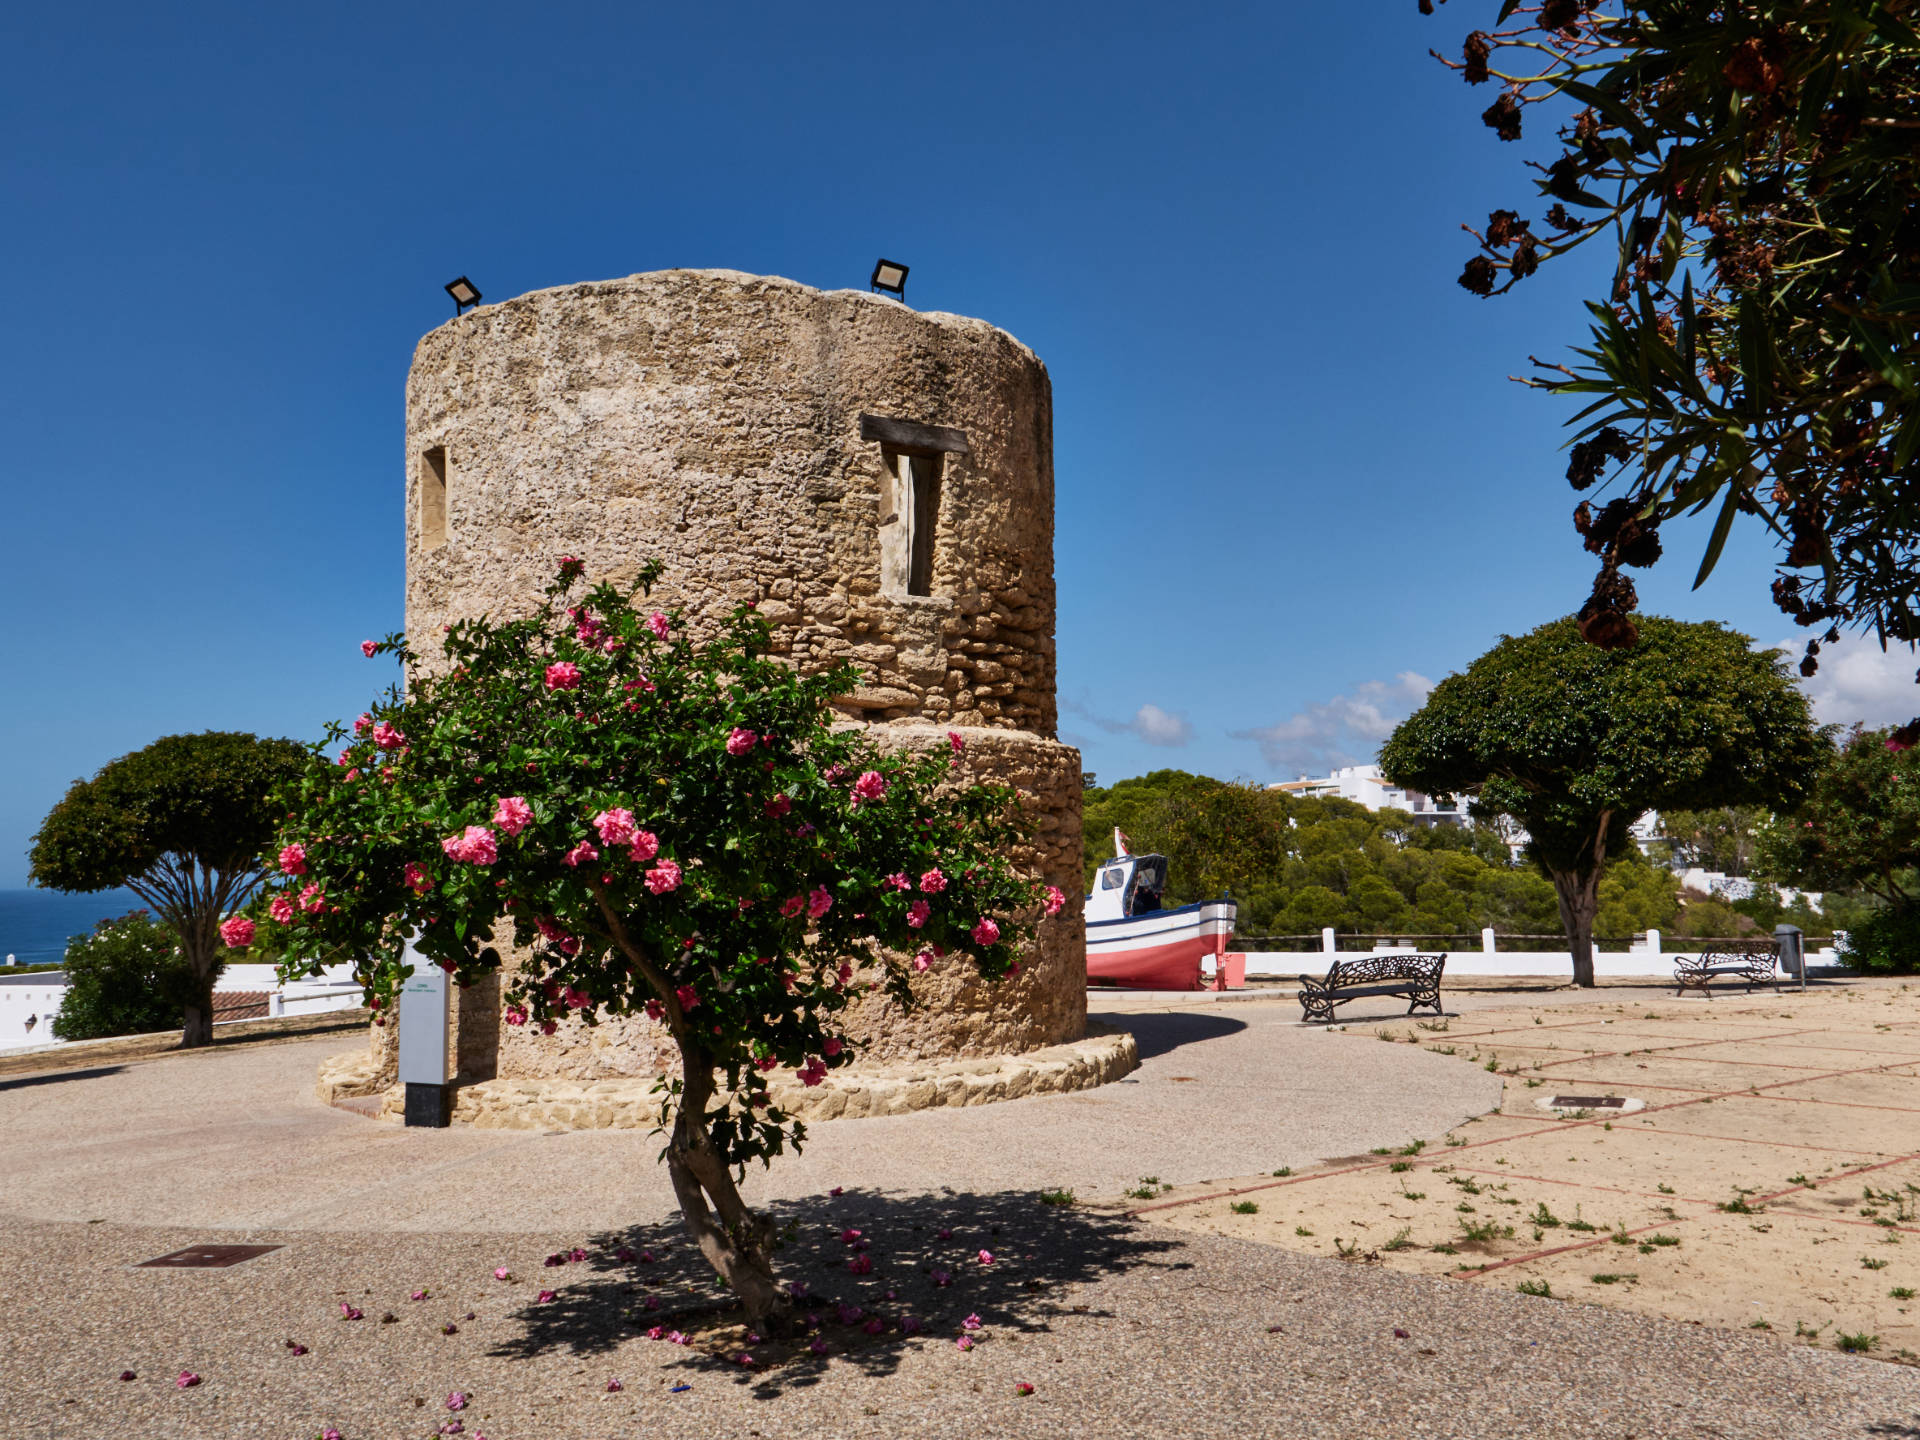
[53,912,196,1041]
[1838,906,1920,975]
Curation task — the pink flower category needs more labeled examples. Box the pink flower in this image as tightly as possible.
[219,916,255,949]
[647,612,670,640]
[809,1337,829,1355]
[1015,1382,1035,1396]
[1044,885,1067,917]
[544,661,582,691]
[565,987,591,1011]
[410,1289,427,1302]
[956,1336,975,1352]
[948,730,966,754]
[798,1059,828,1087]
[177,1369,202,1388]
[494,796,533,835]
[1891,738,1913,753]
[269,895,297,924]
[907,899,931,928]
[564,841,599,868]
[360,639,377,657]
[727,728,757,756]
[912,949,934,973]
[644,998,665,1021]
[847,1254,872,1275]
[371,721,407,750]
[764,793,791,818]
[340,1303,363,1319]
[606,1378,623,1392]
[593,808,638,846]
[278,843,308,876]
[627,829,659,862]
[493,1267,512,1281]
[850,770,887,805]
[405,861,434,894]
[978,1249,994,1265]
[504,1005,527,1027]
[674,984,700,1012]
[972,918,1001,946]
[297,883,326,914]
[645,859,682,894]
[780,894,805,918]
[884,872,910,891]
[962,1313,983,1331]
[354,713,373,735]
[932,1268,952,1286]
[823,1036,843,1057]
[446,1391,468,1410]
[537,1289,556,1304]
[646,1326,663,1340]
[919,868,948,894]
[807,886,833,919]
[442,826,499,865]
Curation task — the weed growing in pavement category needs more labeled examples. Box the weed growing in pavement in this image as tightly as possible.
[1416,1018,1451,1032]
[1390,1161,1414,1174]
[1891,1287,1916,1300]
[1401,1190,1426,1201]
[1370,1148,1393,1157]
[1039,1189,1075,1207]
[1787,1174,1812,1188]
[1229,1201,1259,1215]
[1434,1045,1458,1056]
[1458,1217,1515,1243]
[1531,1203,1564,1229]
[1430,1242,1459,1255]
[1590,1273,1635,1285]
[1485,1056,1500,1072]
[1295,1226,1314,1237]
[1381,1227,1415,1251]
[1838,1332,1881,1353]
[1457,1203,1478,1213]
[1272,1167,1293,1178]
[1398,1140,1427,1157]
[1795,1320,1826,1340]
[1718,1197,1760,1215]
[1446,1136,1467,1146]
[1862,1257,1890,1270]
[1448,1176,1483,1195]
[1515,1279,1554,1298]
[1637,1235,1682,1254]
[1524,1079,1544,1088]
[1750,1319,1773,1330]
[1125,1177,1171,1200]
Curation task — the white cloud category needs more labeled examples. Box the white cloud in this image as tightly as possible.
[1233,671,1435,778]
[1061,699,1194,748]
[1785,632,1920,729]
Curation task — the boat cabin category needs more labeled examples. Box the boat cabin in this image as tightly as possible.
[1083,853,1169,923]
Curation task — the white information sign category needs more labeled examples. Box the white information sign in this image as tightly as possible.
[397,944,450,1087]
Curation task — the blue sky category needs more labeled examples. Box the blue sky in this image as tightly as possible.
[0,1,1908,887]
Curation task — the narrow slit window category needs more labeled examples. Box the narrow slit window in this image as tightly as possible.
[858,413,969,600]
[894,450,941,597]
[419,446,448,550]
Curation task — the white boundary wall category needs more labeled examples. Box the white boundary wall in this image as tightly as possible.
[1236,928,1840,980]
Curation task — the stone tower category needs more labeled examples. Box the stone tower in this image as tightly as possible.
[401,268,1086,1087]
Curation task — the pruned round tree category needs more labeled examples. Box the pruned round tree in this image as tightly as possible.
[29,731,308,1046]
[259,559,1059,1323]
[1379,615,1818,985]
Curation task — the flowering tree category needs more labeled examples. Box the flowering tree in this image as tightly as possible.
[253,559,1064,1323]
[1426,2,1920,696]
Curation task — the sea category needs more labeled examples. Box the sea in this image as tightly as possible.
[0,888,147,967]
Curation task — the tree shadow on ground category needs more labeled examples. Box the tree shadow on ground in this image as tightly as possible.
[488,1187,1186,1397]
[0,1064,126,1092]
[1096,1010,1245,1060]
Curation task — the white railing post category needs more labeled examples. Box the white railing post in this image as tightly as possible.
[1321,927,1337,955]
[1481,927,1496,955]
[1645,928,1660,956]
[270,992,286,1018]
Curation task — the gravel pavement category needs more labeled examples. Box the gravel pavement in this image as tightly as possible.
[3,990,1915,1437]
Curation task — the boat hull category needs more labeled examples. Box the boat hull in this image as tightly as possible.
[1086,901,1237,990]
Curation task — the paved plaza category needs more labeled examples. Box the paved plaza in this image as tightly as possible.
[3,986,1919,1437]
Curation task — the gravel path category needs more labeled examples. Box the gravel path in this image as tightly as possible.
[3,991,1915,1436]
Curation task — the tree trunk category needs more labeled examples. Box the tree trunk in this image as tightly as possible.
[1549,867,1602,987]
[665,1037,787,1328]
[178,924,220,1049]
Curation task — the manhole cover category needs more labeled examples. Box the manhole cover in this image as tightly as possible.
[1533,1094,1645,1116]
[137,1244,283,1269]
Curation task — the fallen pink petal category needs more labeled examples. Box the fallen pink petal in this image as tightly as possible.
[446,1391,468,1410]
[176,1370,201,1388]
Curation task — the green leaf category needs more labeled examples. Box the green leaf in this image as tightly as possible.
[1693,479,1745,591]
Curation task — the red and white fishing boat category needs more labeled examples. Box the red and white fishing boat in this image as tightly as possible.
[1084,831,1239,990]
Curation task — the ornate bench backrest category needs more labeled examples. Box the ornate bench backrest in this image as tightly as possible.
[1696,943,1778,975]
[1326,953,1447,988]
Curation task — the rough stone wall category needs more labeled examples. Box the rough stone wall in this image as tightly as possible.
[405,269,1056,733]
[399,268,1082,1081]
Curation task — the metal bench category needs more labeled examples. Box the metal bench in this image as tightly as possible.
[1674,943,1781,998]
[1298,953,1447,1024]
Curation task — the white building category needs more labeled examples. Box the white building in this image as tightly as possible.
[1268,764,1470,827]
